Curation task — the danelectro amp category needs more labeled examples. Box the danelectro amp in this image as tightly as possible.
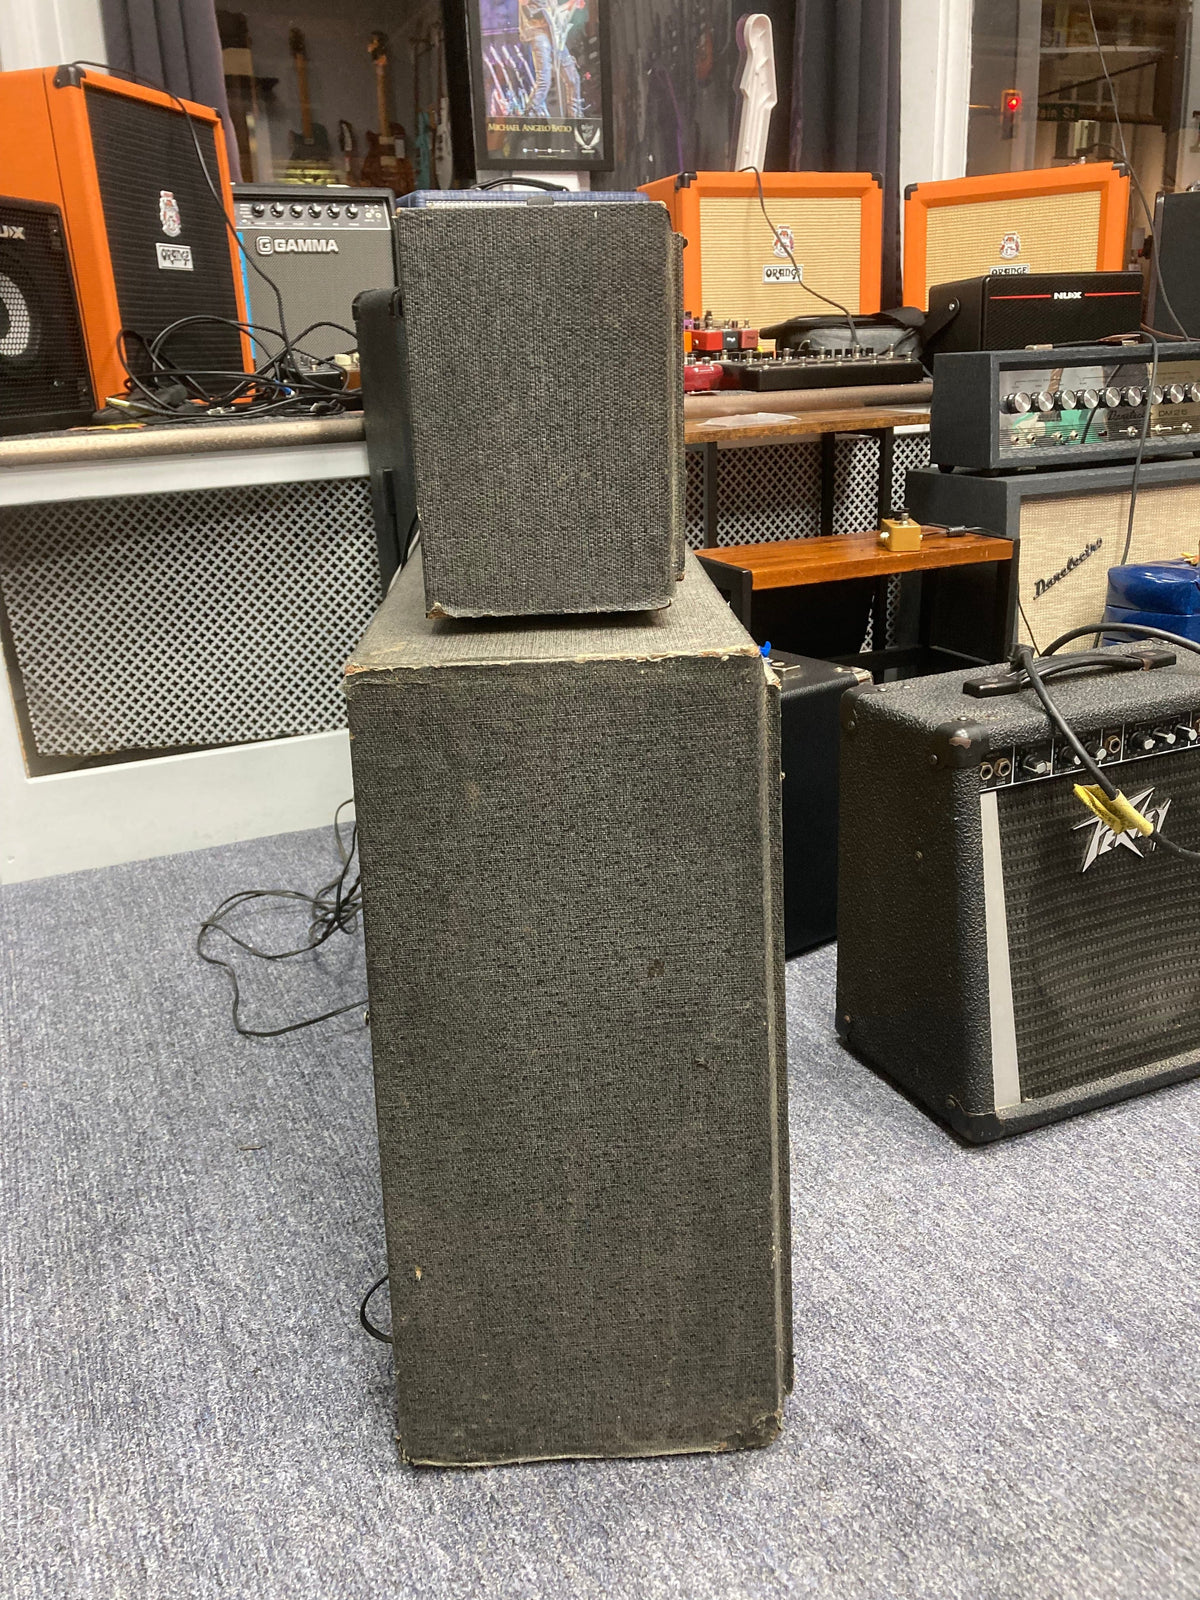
[929,341,1200,471]
[837,645,1200,1140]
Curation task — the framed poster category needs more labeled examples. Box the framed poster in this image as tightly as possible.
[465,0,614,172]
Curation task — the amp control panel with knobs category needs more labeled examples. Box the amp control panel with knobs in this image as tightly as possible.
[929,342,1200,471]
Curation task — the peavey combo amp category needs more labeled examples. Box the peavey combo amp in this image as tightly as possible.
[0,197,94,435]
[903,164,1129,311]
[837,646,1200,1140]
[233,185,396,362]
[639,170,883,328]
[907,457,1200,655]
[345,551,792,1465]
[0,65,250,402]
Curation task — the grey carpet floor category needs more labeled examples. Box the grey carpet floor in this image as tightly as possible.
[2,825,1198,1600]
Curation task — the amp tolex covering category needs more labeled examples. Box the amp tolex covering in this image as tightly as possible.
[344,552,792,1466]
[355,199,685,616]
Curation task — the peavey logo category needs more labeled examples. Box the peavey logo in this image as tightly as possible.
[1075,786,1171,873]
[255,236,339,255]
[1053,290,1082,299]
[1034,537,1102,600]
[0,225,26,241]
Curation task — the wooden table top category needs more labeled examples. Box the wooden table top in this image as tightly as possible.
[684,405,931,447]
[698,529,1013,589]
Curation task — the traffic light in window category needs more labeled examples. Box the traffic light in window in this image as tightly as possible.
[1002,89,1021,140]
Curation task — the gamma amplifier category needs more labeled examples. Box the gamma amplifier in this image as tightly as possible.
[929,341,1200,471]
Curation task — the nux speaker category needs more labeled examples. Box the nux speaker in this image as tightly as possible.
[903,163,1129,311]
[923,270,1144,358]
[344,552,792,1467]
[837,647,1200,1140]
[355,197,684,613]
[907,456,1200,656]
[1147,189,1200,338]
[233,185,396,362]
[639,170,883,328]
[0,65,251,403]
[0,196,94,435]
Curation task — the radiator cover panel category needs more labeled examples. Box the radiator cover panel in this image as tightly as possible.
[0,477,380,762]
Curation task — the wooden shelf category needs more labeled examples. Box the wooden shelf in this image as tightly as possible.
[698,529,1013,589]
[684,406,930,447]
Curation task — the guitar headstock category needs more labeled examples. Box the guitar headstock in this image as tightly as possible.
[369,31,390,65]
[288,26,307,60]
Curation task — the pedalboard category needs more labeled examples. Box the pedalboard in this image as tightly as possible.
[929,341,1200,470]
[722,352,926,391]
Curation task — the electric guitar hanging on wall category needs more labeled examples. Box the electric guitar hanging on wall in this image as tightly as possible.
[287,27,334,180]
[362,32,415,196]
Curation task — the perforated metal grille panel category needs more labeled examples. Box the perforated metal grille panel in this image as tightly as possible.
[0,478,380,761]
[996,753,1200,1100]
[714,444,822,544]
[893,431,931,511]
[684,428,930,552]
[922,190,1103,304]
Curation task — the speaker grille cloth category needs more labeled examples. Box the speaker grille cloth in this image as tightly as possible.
[0,201,91,423]
[996,752,1200,1099]
[924,190,1102,300]
[345,553,790,1465]
[83,87,244,379]
[1017,482,1198,653]
[395,203,683,616]
[0,479,379,760]
[698,195,863,325]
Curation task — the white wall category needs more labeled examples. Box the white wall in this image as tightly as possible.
[900,0,972,195]
[0,0,105,70]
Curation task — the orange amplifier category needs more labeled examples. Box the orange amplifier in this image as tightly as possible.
[903,162,1129,311]
[0,65,252,404]
[639,171,883,328]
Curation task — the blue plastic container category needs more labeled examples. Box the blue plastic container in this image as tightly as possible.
[1102,558,1200,645]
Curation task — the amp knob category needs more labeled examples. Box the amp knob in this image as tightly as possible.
[1121,385,1145,408]
[1079,387,1100,410]
[1100,386,1122,409]
[270,203,285,218]
[250,202,265,217]
[1055,388,1079,410]
[1166,383,1186,405]
[1031,391,1055,413]
[1005,391,1033,414]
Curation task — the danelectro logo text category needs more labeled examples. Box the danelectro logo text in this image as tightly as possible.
[1034,537,1102,600]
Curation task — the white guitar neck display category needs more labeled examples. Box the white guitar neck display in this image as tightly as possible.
[734,14,778,174]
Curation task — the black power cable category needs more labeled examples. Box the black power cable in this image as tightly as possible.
[197,801,369,1036]
[66,62,358,420]
[1012,628,1200,865]
[360,1275,393,1344]
[739,165,861,351]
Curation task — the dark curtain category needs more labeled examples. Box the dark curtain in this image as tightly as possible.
[600,1,796,192]
[790,0,902,307]
[100,0,241,179]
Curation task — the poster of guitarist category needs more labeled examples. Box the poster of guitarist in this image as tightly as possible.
[471,0,612,170]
